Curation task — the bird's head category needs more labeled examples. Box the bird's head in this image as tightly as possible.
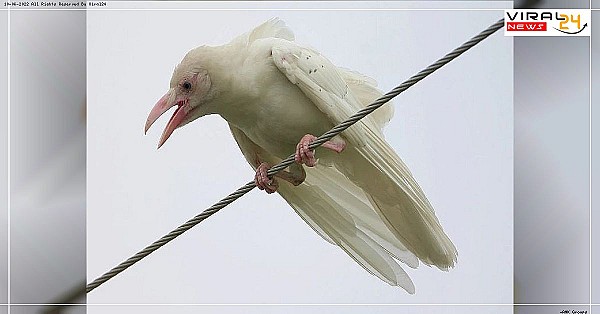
[144,47,219,148]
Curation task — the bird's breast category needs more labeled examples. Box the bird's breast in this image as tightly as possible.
[224,76,334,159]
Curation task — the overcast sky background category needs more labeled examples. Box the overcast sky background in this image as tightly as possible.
[87,2,512,307]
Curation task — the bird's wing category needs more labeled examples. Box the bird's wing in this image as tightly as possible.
[271,42,374,146]
[271,40,457,270]
[338,67,394,131]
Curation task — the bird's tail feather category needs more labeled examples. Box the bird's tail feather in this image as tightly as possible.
[278,167,417,293]
[305,166,419,269]
[336,139,458,270]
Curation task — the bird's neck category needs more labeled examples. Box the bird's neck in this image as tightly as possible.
[216,93,261,131]
[209,45,264,130]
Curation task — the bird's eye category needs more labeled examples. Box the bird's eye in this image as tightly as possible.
[182,81,192,90]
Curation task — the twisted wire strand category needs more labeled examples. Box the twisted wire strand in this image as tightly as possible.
[86,18,505,293]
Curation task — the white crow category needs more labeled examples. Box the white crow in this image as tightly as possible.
[144,18,457,294]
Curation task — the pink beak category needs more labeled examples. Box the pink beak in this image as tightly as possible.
[144,90,191,149]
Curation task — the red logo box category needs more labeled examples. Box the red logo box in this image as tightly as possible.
[507,22,547,31]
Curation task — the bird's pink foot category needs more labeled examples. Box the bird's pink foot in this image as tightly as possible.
[255,162,279,194]
[295,134,346,167]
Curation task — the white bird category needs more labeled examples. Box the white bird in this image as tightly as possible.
[144,18,457,294]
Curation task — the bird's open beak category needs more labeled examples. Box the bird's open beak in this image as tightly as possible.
[144,90,192,148]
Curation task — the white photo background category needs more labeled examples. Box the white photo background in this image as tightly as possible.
[87,5,513,305]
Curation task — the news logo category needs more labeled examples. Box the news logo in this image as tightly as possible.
[504,9,591,37]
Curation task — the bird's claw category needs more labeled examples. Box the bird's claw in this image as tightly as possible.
[255,162,279,194]
[295,134,318,167]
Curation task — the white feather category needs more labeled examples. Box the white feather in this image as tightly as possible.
[170,18,457,293]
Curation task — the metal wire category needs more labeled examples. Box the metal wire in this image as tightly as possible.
[86,18,505,293]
